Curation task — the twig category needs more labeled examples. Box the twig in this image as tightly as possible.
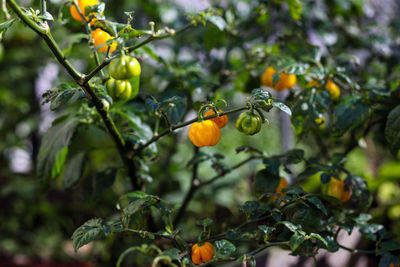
[134,106,248,153]
[338,244,375,254]
[82,22,194,83]
[196,241,289,266]
[6,0,139,188]
[173,155,261,226]
[198,156,261,188]
[173,147,199,226]
[1,0,11,19]
[126,22,193,53]
[72,0,104,77]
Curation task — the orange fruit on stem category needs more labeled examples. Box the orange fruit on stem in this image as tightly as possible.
[70,0,103,25]
[261,66,297,91]
[188,120,221,147]
[270,177,289,201]
[191,242,214,265]
[91,28,117,53]
[203,109,228,128]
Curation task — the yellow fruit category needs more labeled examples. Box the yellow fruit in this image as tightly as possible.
[203,109,229,128]
[261,66,296,91]
[327,178,351,203]
[325,79,340,100]
[70,0,102,25]
[188,120,221,147]
[91,28,117,53]
[314,116,326,130]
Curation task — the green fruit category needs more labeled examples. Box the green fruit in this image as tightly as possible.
[235,112,262,135]
[109,55,141,80]
[106,78,133,101]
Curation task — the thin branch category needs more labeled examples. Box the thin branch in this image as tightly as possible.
[6,0,47,34]
[173,155,261,226]
[126,22,193,53]
[134,106,248,153]
[123,228,175,240]
[82,55,117,84]
[72,0,104,77]
[173,147,199,226]
[199,156,261,188]
[338,244,376,254]
[196,241,290,266]
[82,23,194,84]
[40,0,46,15]
[2,0,11,19]
[7,0,140,188]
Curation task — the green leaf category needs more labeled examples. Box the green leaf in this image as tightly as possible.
[286,0,302,20]
[290,233,306,251]
[203,25,226,50]
[123,196,159,217]
[272,101,292,116]
[206,15,226,31]
[196,218,213,227]
[0,19,16,40]
[62,152,85,189]
[308,233,328,248]
[333,96,371,136]
[323,235,339,252]
[37,118,79,184]
[258,225,275,236]
[253,168,281,198]
[354,213,372,224]
[43,82,84,111]
[215,239,236,256]
[358,223,384,241]
[379,252,400,267]
[262,157,281,176]
[161,96,187,124]
[276,221,300,232]
[320,173,331,184]
[380,240,400,251]
[163,248,181,261]
[385,105,400,156]
[306,196,328,216]
[51,146,68,179]
[72,218,103,252]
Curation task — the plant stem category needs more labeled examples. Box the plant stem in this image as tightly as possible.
[196,241,289,266]
[173,155,261,226]
[198,156,261,188]
[7,0,139,188]
[40,0,46,15]
[134,106,248,153]
[72,0,104,77]
[338,244,375,254]
[1,0,11,19]
[173,147,199,226]
[83,23,195,82]
[126,22,193,53]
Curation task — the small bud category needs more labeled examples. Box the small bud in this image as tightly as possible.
[101,99,110,111]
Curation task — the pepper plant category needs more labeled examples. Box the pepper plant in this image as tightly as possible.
[1,0,400,266]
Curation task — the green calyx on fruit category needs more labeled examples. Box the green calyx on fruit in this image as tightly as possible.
[109,55,141,80]
[106,78,136,101]
[235,111,262,135]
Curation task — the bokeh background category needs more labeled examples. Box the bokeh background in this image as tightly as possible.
[1,0,400,266]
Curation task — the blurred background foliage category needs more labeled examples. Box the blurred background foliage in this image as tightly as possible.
[1,0,400,266]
